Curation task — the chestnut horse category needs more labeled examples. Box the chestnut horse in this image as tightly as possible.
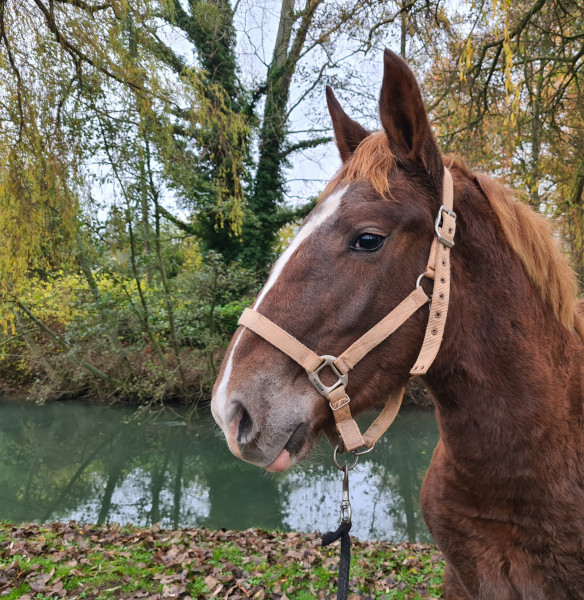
[211,49,584,599]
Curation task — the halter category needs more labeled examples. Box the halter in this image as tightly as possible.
[238,167,456,453]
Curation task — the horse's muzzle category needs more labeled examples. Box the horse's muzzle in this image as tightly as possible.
[222,397,310,470]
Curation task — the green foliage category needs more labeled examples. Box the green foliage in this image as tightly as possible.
[0,247,257,403]
[215,300,253,336]
[0,0,250,286]
[0,0,256,402]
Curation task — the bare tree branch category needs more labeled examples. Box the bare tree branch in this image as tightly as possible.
[0,1,25,141]
[53,0,114,14]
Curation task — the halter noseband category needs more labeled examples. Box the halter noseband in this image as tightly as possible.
[238,167,456,453]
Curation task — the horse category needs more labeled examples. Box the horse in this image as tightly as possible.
[211,49,584,599]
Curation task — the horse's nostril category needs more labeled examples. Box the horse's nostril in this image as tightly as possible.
[237,405,254,444]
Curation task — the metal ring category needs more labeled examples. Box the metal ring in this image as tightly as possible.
[416,272,430,289]
[353,445,374,456]
[333,445,359,471]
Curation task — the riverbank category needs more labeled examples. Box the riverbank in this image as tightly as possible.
[0,378,431,409]
[0,522,444,599]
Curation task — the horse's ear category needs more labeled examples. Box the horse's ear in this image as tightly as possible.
[379,49,443,189]
[326,85,370,163]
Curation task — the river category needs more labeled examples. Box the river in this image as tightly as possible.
[0,400,439,542]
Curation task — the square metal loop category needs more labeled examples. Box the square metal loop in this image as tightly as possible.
[306,355,349,399]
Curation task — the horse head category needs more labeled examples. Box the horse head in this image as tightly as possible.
[211,50,450,471]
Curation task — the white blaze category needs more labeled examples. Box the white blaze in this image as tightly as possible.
[211,329,242,429]
[212,186,347,428]
[255,186,347,310]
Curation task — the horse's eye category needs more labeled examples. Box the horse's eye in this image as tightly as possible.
[351,233,385,252]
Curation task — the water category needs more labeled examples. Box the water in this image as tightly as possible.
[0,400,439,542]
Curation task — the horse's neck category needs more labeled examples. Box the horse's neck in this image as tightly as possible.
[423,192,584,489]
[426,297,584,495]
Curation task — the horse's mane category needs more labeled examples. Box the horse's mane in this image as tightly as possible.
[323,132,584,336]
[448,155,584,337]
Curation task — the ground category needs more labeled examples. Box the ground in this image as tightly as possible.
[0,522,444,599]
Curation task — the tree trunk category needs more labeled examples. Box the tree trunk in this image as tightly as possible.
[126,218,170,377]
[400,1,407,58]
[172,430,185,529]
[150,446,171,525]
[568,158,584,282]
[241,0,322,272]
[15,311,59,384]
[168,0,247,262]
[97,451,125,524]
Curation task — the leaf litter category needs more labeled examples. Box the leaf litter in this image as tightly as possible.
[0,522,444,599]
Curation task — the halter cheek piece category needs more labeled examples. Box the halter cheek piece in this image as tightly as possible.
[238,167,456,453]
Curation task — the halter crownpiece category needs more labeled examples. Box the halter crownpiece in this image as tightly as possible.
[238,167,456,453]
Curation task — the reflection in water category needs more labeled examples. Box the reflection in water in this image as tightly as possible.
[0,401,439,541]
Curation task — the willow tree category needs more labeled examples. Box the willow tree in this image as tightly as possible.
[428,0,584,275]
[0,2,80,337]
[0,0,249,394]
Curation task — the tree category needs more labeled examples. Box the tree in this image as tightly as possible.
[155,0,453,270]
[0,0,251,399]
[5,0,579,403]
[427,0,584,274]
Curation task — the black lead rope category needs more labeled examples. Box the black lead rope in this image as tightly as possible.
[320,458,356,600]
[321,520,352,600]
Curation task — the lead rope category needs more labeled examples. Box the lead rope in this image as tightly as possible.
[319,448,357,600]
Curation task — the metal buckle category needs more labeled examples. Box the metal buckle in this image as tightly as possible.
[340,463,352,523]
[306,355,348,399]
[329,394,350,412]
[434,205,457,248]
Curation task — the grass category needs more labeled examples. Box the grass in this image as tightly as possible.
[0,522,444,599]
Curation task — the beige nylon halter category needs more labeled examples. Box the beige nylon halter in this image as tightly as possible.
[238,167,456,453]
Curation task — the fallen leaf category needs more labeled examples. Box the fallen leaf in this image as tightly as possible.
[28,567,55,592]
